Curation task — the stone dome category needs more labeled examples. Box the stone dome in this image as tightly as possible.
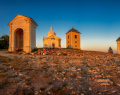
[47,27,56,37]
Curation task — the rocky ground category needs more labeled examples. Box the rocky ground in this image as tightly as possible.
[0,49,120,95]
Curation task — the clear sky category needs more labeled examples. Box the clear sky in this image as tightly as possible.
[0,0,120,53]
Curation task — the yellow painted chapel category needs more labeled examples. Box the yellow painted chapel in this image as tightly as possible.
[66,28,81,49]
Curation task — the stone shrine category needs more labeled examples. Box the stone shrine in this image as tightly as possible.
[8,14,38,53]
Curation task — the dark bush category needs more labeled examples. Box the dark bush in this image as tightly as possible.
[31,48,38,52]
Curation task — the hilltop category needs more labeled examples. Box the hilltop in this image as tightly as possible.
[0,49,120,95]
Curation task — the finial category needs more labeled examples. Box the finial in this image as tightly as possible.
[72,26,74,28]
[50,25,53,31]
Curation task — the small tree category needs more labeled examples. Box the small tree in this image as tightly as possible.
[108,47,113,54]
[67,45,73,49]
[0,35,9,49]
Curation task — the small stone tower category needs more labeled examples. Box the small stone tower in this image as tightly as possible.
[66,28,81,49]
[116,37,120,54]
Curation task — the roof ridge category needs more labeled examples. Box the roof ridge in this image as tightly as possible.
[66,28,81,34]
[116,37,120,41]
[8,14,38,26]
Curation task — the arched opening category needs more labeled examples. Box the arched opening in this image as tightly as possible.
[14,28,23,50]
[52,42,55,48]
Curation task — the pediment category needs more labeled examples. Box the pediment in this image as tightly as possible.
[8,14,38,26]
[50,35,55,38]
[48,35,59,39]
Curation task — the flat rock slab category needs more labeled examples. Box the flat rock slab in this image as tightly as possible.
[57,53,62,56]
[95,79,113,85]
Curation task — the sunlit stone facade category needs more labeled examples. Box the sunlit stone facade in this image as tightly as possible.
[66,28,81,49]
[8,14,38,53]
[116,37,120,54]
[43,27,61,48]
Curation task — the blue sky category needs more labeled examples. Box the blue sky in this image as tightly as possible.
[0,0,120,53]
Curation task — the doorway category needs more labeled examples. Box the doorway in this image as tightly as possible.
[52,42,55,48]
[15,28,23,50]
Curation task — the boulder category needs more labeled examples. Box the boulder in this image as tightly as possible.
[57,52,62,56]
[43,53,46,55]
[95,79,113,85]
[31,52,35,55]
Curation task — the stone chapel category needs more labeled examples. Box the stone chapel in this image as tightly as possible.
[43,27,61,48]
[8,14,38,53]
[66,28,81,49]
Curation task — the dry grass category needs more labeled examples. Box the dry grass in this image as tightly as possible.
[0,55,12,63]
[0,72,8,77]
[0,78,8,88]
[0,49,7,51]
[0,49,120,94]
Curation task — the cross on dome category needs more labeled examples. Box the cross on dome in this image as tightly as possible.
[47,26,56,37]
[50,27,53,31]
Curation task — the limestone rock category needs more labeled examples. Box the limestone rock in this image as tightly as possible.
[57,52,62,56]
[31,52,35,55]
[95,79,113,85]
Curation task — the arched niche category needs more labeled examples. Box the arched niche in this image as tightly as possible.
[52,42,55,47]
[14,28,23,50]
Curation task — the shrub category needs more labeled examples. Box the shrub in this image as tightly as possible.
[40,86,47,91]
[42,72,51,78]
[0,72,8,77]
[70,73,77,78]
[48,81,53,85]
[25,78,31,85]
[21,88,34,95]
[67,45,73,49]
[0,55,12,63]
[62,52,67,56]
[0,78,8,88]
[0,67,7,72]
[51,86,63,93]
[31,48,38,52]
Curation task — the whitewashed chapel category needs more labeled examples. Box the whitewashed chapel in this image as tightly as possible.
[43,27,61,48]
[8,14,38,53]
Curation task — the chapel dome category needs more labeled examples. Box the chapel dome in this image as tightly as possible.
[47,27,56,36]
